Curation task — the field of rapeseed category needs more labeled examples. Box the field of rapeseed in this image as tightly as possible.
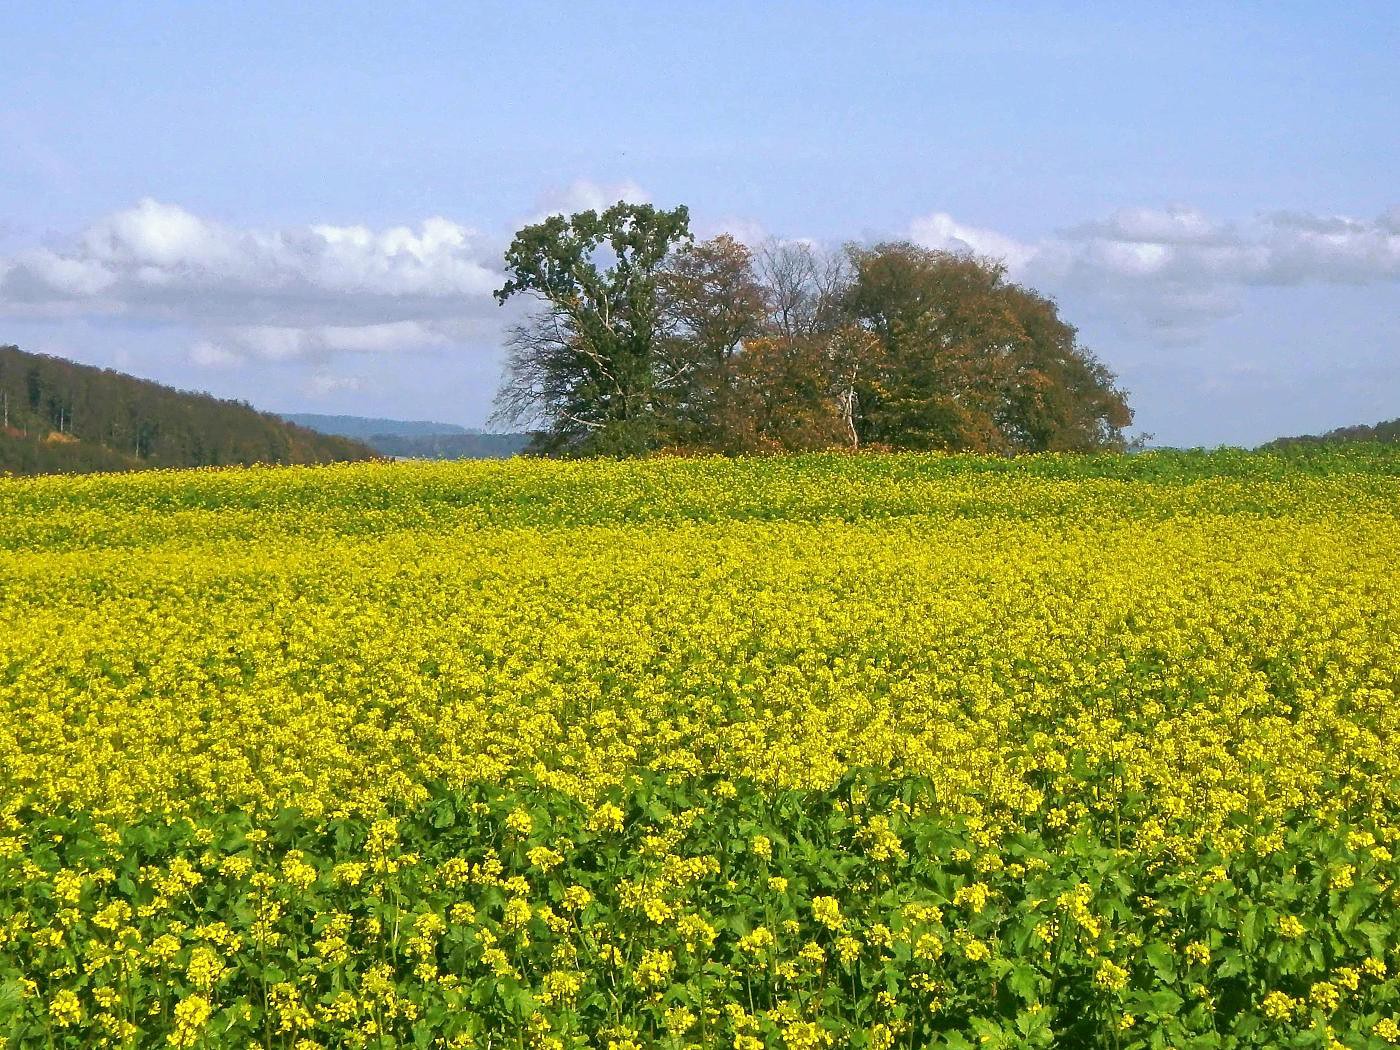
[1,448,1398,1048]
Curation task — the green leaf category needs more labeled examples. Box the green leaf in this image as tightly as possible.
[1144,940,1175,980]
[1008,963,1045,1002]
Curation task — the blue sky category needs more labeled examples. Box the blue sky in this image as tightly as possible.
[2,1,1397,445]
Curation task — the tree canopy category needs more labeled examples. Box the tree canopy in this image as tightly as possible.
[492,202,693,455]
[494,202,1134,457]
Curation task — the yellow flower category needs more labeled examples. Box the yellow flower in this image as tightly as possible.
[149,933,182,962]
[562,885,592,912]
[185,945,226,991]
[587,803,625,833]
[633,948,675,988]
[811,895,843,931]
[663,1006,695,1035]
[738,926,775,956]
[539,969,584,1006]
[365,819,398,856]
[952,882,990,914]
[678,912,717,954]
[502,897,533,930]
[1095,960,1128,992]
[782,1019,832,1050]
[505,808,534,837]
[281,850,318,890]
[168,995,212,1047]
[526,845,564,872]
[1310,981,1340,1013]
[835,935,862,965]
[962,938,990,963]
[914,933,945,962]
[49,989,82,1028]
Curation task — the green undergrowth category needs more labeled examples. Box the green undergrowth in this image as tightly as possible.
[3,773,1398,1048]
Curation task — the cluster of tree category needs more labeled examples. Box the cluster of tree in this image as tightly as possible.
[493,203,1133,456]
[0,345,375,476]
[1262,417,1399,448]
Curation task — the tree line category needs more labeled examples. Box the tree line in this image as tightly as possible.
[1262,417,1400,448]
[0,345,374,476]
[492,202,1133,457]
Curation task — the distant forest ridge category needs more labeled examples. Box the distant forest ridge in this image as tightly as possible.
[0,345,376,476]
[362,432,530,459]
[283,413,529,459]
[281,413,472,439]
[1262,417,1400,448]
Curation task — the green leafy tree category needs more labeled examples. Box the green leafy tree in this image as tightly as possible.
[492,202,692,456]
[845,243,1133,452]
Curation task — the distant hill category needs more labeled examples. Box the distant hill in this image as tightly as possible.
[285,413,529,459]
[361,432,530,459]
[1262,417,1400,449]
[281,413,471,440]
[0,345,376,476]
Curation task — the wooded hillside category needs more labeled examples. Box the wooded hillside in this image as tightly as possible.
[1262,417,1399,448]
[0,345,376,476]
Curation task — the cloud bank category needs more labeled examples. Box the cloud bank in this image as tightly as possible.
[2,195,1398,384]
[0,198,504,366]
[910,204,1400,335]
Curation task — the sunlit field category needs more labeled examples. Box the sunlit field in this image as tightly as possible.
[1,449,1398,1048]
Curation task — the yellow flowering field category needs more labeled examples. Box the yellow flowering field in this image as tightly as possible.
[0,448,1398,1047]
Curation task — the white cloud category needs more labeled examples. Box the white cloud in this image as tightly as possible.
[197,321,453,365]
[907,212,1038,270]
[695,215,769,247]
[533,179,651,219]
[0,198,508,366]
[304,372,367,397]
[7,193,1397,370]
[0,189,683,370]
[0,200,502,316]
[1063,205,1228,246]
[189,341,244,368]
[908,204,1400,336]
[7,249,116,298]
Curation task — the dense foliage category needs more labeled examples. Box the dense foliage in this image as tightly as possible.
[493,207,1133,458]
[1,447,1398,1047]
[0,346,375,476]
[1264,418,1400,449]
[494,203,695,457]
